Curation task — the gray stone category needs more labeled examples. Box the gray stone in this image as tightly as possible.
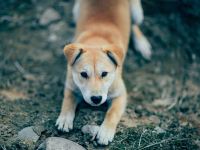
[49,21,67,33]
[149,115,160,124]
[37,137,86,150]
[81,125,99,140]
[48,34,58,42]
[39,8,60,26]
[18,126,39,143]
[32,125,45,136]
[153,126,166,134]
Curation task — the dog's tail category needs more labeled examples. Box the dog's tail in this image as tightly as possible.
[132,25,152,60]
[130,0,152,60]
[130,0,144,25]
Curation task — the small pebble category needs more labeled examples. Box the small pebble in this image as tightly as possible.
[81,125,100,140]
[37,137,86,150]
[153,126,165,134]
[18,126,39,143]
[39,8,60,26]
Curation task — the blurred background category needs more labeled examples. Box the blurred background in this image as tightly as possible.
[0,0,200,149]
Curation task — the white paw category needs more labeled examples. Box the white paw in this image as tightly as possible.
[96,124,115,145]
[134,35,152,60]
[131,1,144,24]
[55,112,75,132]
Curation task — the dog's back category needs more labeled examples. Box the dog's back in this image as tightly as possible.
[75,0,131,51]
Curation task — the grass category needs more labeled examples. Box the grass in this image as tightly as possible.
[110,126,198,150]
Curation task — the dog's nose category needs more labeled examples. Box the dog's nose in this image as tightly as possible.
[91,96,102,104]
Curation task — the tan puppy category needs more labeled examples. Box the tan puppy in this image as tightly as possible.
[56,0,151,145]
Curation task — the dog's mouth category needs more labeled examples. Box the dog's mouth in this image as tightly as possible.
[90,102,103,107]
[84,100,103,107]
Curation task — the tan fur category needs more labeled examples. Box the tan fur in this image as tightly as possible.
[132,25,143,38]
[57,0,131,145]
[60,90,77,115]
[75,0,130,49]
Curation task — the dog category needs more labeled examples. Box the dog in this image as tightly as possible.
[56,0,151,145]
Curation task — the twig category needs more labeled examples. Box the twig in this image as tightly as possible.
[0,50,13,67]
[117,135,129,144]
[1,145,7,150]
[138,129,147,148]
[14,61,26,74]
[167,90,188,110]
[166,96,178,110]
[138,137,189,150]
[178,92,187,106]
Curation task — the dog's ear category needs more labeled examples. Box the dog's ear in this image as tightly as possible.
[63,43,85,66]
[103,45,124,67]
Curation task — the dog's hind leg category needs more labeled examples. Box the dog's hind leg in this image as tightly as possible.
[72,0,80,23]
[132,25,152,60]
[130,0,144,25]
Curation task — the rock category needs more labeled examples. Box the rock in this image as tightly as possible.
[37,137,86,150]
[18,126,39,143]
[39,8,60,26]
[49,21,67,33]
[47,21,68,42]
[81,125,99,139]
[152,98,173,107]
[149,115,160,124]
[153,126,165,134]
[48,34,58,42]
[32,125,45,136]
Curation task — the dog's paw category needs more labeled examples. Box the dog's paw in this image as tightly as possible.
[134,35,152,60]
[55,112,75,132]
[96,124,115,145]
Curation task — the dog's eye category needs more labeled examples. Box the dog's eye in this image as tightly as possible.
[101,71,108,78]
[80,72,88,79]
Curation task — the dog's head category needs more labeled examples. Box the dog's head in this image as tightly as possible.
[64,43,124,106]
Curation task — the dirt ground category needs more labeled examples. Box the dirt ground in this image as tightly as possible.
[0,0,200,149]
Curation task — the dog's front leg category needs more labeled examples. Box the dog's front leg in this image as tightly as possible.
[56,89,78,132]
[96,93,127,145]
